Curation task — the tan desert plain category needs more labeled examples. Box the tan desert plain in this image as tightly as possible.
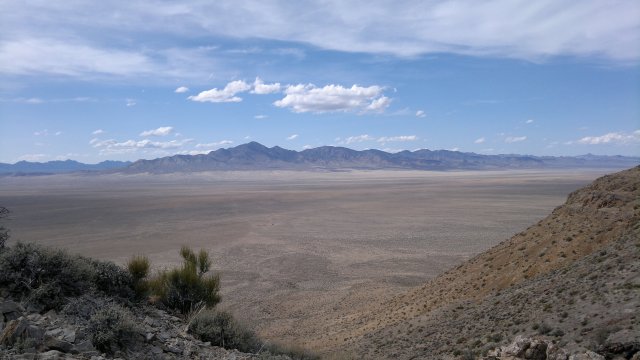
[0,169,618,352]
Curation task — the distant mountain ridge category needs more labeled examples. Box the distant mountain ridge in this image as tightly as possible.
[2,143,637,175]
[0,159,131,175]
[123,142,639,173]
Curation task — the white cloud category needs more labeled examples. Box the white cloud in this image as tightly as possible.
[195,140,233,148]
[91,137,193,155]
[377,135,418,143]
[286,134,299,140]
[505,136,527,143]
[525,119,534,124]
[345,134,375,144]
[254,114,268,119]
[92,129,105,135]
[0,39,160,77]
[126,99,136,107]
[177,149,213,155]
[140,126,174,137]
[251,77,281,94]
[416,110,426,118]
[302,144,313,150]
[188,80,251,103]
[34,129,62,136]
[474,137,485,144]
[1,1,637,84]
[274,84,390,113]
[175,86,189,93]
[18,153,48,162]
[576,130,640,145]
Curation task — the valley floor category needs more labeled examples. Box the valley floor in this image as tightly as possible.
[0,169,615,353]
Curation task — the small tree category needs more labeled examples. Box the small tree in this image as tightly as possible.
[150,246,220,314]
[127,255,150,298]
[0,206,9,250]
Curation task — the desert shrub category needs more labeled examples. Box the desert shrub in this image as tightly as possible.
[127,255,150,297]
[87,303,140,354]
[62,294,108,322]
[127,255,150,280]
[189,310,260,352]
[0,242,95,311]
[0,206,9,250]
[149,246,220,314]
[92,260,135,300]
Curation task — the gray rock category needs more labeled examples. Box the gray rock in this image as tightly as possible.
[61,327,76,343]
[45,335,74,353]
[524,340,548,360]
[73,340,95,353]
[547,342,569,360]
[503,335,531,357]
[568,351,606,360]
[38,350,67,359]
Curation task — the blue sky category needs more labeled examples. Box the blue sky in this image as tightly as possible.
[1,1,639,163]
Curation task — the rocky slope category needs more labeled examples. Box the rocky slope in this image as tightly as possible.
[314,166,640,359]
[0,296,267,360]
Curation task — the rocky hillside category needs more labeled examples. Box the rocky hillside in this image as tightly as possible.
[315,166,640,359]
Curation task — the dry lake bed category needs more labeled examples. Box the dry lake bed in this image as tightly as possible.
[0,169,615,347]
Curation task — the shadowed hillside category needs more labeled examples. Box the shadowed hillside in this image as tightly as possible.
[315,166,640,359]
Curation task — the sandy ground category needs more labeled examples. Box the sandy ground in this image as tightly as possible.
[0,169,614,348]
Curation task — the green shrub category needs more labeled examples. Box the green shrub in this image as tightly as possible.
[87,303,140,354]
[92,260,135,300]
[0,242,95,311]
[0,206,9,250]
[189,310,260,352]
[127,255,150,281]
[149,246,220,314]
[127,255,150,297]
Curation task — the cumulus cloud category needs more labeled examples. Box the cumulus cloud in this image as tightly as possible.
[126,99,136,107]
[286,134,299,140]
[274,84,390,113]
[576,130,640,145]
[175,86,189,93]
[254,114,268,119]
[251,77,281,94]
[474,137,486,144]
[91,137,193,155]
[140,126,174,137]
[302,144,313,150]
[416,110,426,118]
[195,140,233,148]
[505,136,527,143]
[188,80,251,103]
[345,134,375,144]
[92,129,105,135]
[525,119,534,124]
[377,135,418,143]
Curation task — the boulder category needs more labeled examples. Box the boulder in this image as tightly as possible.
[568,351,605,360]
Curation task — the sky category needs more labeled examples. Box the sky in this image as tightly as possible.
[0,1,639,163]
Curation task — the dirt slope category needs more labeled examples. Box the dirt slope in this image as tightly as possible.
[317,166,640,358]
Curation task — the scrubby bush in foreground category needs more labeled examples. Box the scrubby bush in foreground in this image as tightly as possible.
[87,303,140,354]
[188,310,260,352]
[0,242,136,311]
[143,246,220,314]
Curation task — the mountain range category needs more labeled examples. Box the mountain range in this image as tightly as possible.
[124,142,639,173]
[1,142,638,174]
